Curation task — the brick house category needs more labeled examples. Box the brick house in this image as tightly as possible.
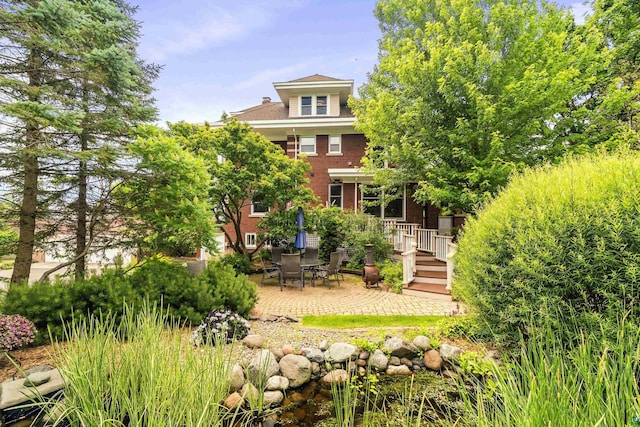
[215,74,441,252]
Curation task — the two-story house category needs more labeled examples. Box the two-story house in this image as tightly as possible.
[216,74,440,252]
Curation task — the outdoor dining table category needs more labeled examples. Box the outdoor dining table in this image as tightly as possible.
[273,256,323,287]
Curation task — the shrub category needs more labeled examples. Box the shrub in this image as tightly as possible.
[454,151,640,345]
[219,253,254,275]
[379,259,403,293]
[128,257,215,324]
[0,314,36,352]
[189,308,251,346]
[2,258,257,343]
[342,213,393,268]
[198,261,257,318]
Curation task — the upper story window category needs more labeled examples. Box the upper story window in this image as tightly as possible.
[328,135,342,154]
[245,233,257,248]
[299,136,316,154]
[251,195,269,216]
[300,95,328,116]
[301,96,312,115]
[316,96,327,115]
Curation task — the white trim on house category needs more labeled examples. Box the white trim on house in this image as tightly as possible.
[299,136,316,154]
[246,117,355,129]
[328,168,374,184]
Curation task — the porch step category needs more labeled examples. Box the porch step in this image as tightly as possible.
[415,270,447,279]
[404,282,450,296]
[412,276,447,286]
[415,254,437,262]
[416,264,446,272]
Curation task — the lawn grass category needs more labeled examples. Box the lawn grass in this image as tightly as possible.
[302,314,445,329]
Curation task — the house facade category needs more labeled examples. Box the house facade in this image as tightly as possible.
[216,74,440,252]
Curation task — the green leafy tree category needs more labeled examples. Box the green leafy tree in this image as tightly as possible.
[0,0,157,285]
[114,130,216,257]
[170,119,317,257]
[582,0,640,147]
[350,0,602,214]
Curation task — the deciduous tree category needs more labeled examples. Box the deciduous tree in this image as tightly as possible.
[170,119,316,256]
[351,0,601,213]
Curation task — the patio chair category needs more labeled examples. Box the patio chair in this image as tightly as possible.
[280,253,303,291]
[259,255,280,286]
[271,246,283,265]
[315,251,344,287]
[304,247,319,264]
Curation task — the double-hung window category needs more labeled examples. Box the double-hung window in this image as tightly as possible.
[328,135,341,154]
[245,233,257,248]
[251,195,269,216]
[300,95,328,116]
[329,184,343,208]
[299,136,316,154]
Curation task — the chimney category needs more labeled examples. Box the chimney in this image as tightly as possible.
[262,96,271,104]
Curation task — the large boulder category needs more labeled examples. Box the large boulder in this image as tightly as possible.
[423,350,443,371]
[368,349,389,371]
[439,344,463,362]
[386,365,412,375]
[302,347,325,363]
[247,350,279,384]
[383,337,419,358]
[320,369,350,384]
[229,364,245,392]
[325,343,358,363]
[412,335,432,351]
[266,375,289,391]
[279,354,312,388]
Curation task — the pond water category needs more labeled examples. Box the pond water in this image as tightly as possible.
[3,372,467,427]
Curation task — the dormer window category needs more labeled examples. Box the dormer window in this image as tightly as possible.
[300,95,328,116]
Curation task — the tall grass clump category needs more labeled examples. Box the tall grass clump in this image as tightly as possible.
[50,305,245,426]
[454,150,640,345]
[465,317,640,426]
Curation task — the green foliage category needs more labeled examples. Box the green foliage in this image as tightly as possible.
[0,226,17,258]
[454,151,640,345]
[116,134,216,257]
[51,307,241,426]
[170,119,316,256]
[198,261,258,318]
[462,319,640,426]
[458,352,495,378]
[1,258,257,343]
[342,214,393,268]
[351,337,381,353]
[379,259,403,294]
[351,0,603,213]
[315,207,347,261]
[438,315,487,342]
[219,253,254,275]
[189,308,251,346]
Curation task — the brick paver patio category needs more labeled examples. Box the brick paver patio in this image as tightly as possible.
[250,273,460,317]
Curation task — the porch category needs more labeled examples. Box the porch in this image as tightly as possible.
[384,221,456,296]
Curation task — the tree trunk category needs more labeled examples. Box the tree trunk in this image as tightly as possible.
[11,49,42,286]
[75,136,88,280]
[11,151,38,285]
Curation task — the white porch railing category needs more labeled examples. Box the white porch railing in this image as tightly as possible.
[434,235,453,262]
[416,228,437,253]
[401,235,417,285]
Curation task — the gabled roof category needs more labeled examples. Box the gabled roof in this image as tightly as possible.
[286,74,344,83]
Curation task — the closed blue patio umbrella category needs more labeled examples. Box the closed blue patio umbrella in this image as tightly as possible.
[294,207,307,251]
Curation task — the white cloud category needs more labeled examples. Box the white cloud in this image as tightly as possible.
[233,61,322,90]
[568,2,592,25]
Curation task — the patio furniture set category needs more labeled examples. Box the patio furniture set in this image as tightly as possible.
[260,247,345,291]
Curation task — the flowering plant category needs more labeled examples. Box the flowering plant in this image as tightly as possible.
[0,314,36,352]
[189,308,250,346]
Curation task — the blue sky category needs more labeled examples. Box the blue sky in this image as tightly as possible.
[133,0,592,125]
